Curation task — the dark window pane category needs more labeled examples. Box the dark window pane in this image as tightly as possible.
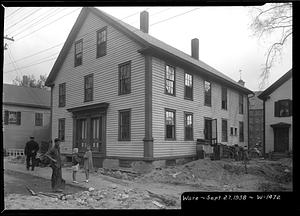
[204,81,211,106]
[75,40,83,67]
[165,65,175,95]
[119,110,130,140]
[222,119,228,142]
[97,28,107,58]
[119,62,131,95]
[222,87,227,110]
[165,110,175,139]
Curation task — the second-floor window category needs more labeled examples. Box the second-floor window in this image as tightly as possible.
[165,109,176,139]
[165,65,175,96]
[221,86,227,110]
[59,83,66,107]
[58,118,65,141]
[184,73,193,100]
[119,61,131,95]
[275,99,292,117]
[184,112,193,140]
[97,27,107,58]
[239,121,244,142]
[204,81,211,106]
[35,113,43,126]
[239,93,244,114]
[84,74,93,102]
[74,39,83,67]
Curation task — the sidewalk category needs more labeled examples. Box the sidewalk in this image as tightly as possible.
[3,158,131,192]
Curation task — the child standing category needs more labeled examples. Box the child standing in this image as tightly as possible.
[72,148,81,184]
[83,146,93,183]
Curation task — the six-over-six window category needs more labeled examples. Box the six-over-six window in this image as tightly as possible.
[97,27,107,58]
[184,73,193,100]
[165,65,175,95]
[74,39,83,67]
[119,61,131,95]
[119,109,131,141]
[84,74,93,102]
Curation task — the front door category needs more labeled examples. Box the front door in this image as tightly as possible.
[76,116,104,154]
[274,127,289,152]
[204,118,217,145]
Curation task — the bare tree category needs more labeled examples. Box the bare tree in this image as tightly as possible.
[13,74,48,89]
[250,3,292,89]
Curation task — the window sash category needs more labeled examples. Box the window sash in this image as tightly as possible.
[222,119,228,142]
[184,113,193,140]
[8,111,18,124]
[221,87,227,109]
[239,122,244,142]
[84,75,93,101]
[75,40,83,67]
[204,119,212,140]
[58,119,65,141]
[204,81,211,106]
[35,113,43,126]
[97,28,107,57]
[59,83,66,107]
[119,62,131,95]
[239,94,244,114]
[165,110,175,139]
[185,73,193,100]
[165,65,175,95]
[119,110,130,140]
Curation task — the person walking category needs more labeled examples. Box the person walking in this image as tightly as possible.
[72,148,80,184]
[45,138,65,192]
[83,146,93,183]
[24,136,39,171]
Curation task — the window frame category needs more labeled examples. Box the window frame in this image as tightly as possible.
[221,119,228,142]
[239,93,244,114]
[35,113,43,126]
[58,83,66,107]
[118,109,131,141]
[184,72,193,100]
[58,118,65,142]
[204,80,212,107]
[239,121,244,142]
[204,117,212,140]
[275,99,292,117]
[165,108,176,140]
[221,86,227,110]
[96,26,107,58]
[84,74,94,102]
[74,39,83,67]
[118,61,131,95]
[184,112,193,141]
[165,64,176,96]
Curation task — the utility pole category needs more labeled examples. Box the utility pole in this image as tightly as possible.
[3,35,14,50]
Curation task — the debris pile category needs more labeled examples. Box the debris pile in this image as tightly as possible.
[97,168,141,181]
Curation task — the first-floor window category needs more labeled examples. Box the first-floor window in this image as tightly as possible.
[204,118,212,140]
[222,119,228,142]
[239,121,244,142]
[184,112,193,140]
[4,110,21,125]
[58,118,65,141]
[35,113,43,126]
[119,109,131,141]
[165,109,176,139]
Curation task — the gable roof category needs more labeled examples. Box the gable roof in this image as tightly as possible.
[249,91,263,110]
[45,7,253,95]
[258,69,292,100]
[3,84,51,109]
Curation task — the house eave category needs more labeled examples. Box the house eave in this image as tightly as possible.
[3,102,51,109]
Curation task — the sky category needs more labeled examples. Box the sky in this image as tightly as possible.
[3,5,292,91]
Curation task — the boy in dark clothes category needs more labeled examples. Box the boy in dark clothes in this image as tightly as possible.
[24,136,39,171]
[72,148,81,183]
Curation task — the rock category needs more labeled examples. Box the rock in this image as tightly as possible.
[88,187,95,192]
[111,184,117,189]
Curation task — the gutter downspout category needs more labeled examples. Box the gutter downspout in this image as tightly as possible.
[247,93,255,151]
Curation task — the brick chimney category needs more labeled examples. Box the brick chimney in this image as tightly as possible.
[191,38,199,60]
[140,11,149,33]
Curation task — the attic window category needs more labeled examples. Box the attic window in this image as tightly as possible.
[275,99,292,117]
[75,39,83,67]
[97,27,107,58]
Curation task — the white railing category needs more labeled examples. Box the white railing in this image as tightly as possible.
[6,149,25,157]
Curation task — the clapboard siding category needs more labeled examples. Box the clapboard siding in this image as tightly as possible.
[52,12,145,157]
[3,105,51,149]
[264,77,292,153]
[152,57,248,158]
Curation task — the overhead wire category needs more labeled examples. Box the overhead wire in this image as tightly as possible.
[4,7,199,75]
[8,8,62,36]
[5,7,23,19]
[5,8,43,31]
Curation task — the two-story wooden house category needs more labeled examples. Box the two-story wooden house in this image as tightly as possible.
[258,69,292,157]
[45,7,253,167]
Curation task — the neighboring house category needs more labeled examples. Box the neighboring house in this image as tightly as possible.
[3,84,51,151]
[248,91,263,152]
[45,7,253,167]
[258,69,292,155]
